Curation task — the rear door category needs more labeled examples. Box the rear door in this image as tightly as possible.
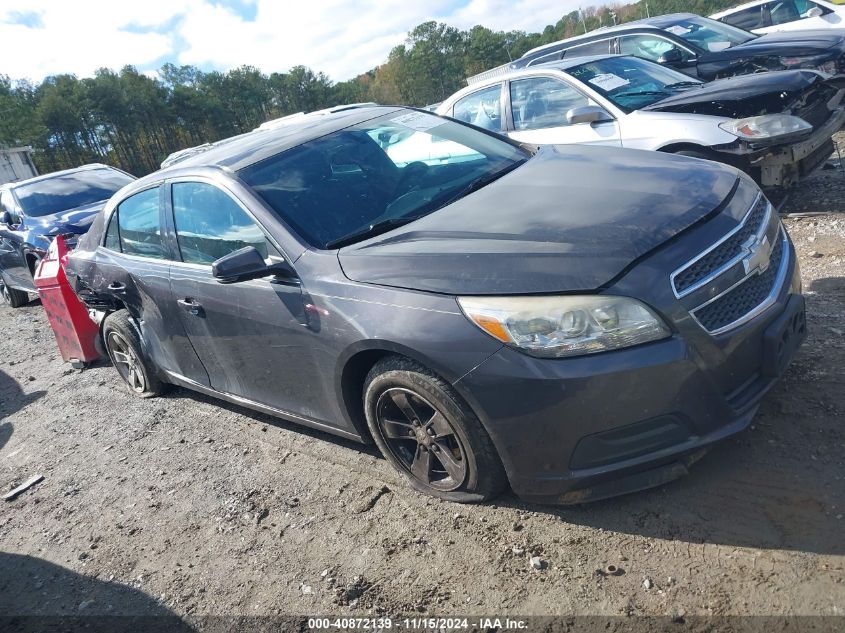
[505,76,622,146]
[165,178,318,418]
[98,185,207,383]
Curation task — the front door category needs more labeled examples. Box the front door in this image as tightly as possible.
[165,180,318,418]
[506,76,622,147]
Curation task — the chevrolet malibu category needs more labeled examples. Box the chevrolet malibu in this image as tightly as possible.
[66,106,806,504]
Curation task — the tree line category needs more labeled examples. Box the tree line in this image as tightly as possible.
[0,0,738,177]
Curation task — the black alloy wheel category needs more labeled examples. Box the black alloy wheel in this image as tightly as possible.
[375,387,469,491]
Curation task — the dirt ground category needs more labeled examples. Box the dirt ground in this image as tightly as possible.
[1,166,844,628]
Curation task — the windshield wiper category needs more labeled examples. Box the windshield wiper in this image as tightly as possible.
[612,90,671,99]
[325,215,424,249]
[664,81,703,89]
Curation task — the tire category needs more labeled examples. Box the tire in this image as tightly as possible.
[0,279,29,308]
[102,310,166,398]
[363,356,507,503]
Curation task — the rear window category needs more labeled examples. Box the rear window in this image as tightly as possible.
[14,167,134,218]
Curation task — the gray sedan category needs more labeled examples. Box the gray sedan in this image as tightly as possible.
[67,105,804,504]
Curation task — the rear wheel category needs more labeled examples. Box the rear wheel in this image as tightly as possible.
[103,310,166,398]
[0,279,29,308]
[364,356,507,503]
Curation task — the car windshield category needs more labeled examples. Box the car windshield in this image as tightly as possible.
[15,167,134,218]
[662,16,756,52]
[568,56,703,111]
[238,111,529,249]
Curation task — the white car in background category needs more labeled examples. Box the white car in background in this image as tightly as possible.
[711,0,845,34]
[436,54,845,188]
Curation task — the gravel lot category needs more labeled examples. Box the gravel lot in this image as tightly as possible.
[1,164,843,626]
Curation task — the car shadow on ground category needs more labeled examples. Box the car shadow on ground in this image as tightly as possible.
[498,276,845,557]
[0,552,194,632]
[0,368,45,422]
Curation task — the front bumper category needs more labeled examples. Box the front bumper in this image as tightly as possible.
[456,239,804,505]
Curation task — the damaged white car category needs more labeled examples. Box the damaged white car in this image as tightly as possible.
[437,54,845,188]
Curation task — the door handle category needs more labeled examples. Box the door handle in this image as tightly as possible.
[177,298,203,316]
[107,282,126,293]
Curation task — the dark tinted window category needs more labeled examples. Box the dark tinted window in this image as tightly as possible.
[560,38,614,58]
[116,187,166,259]
[510,77,590,130]
[172,182,272,264]
[452,85,502,131]
[104,213,120,250]
[239,111,527,248]
[721,6,766,30]
[14,167,134,218]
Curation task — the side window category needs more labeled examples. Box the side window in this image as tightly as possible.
[452,84,502,132]
[117,187,166,259]
[0,190,21,225]
[510,77,590,131]
[722,6,766,30]
[618,35,686,62]
[172,182,273,265]
[561,38,614,58]
[768,0,802,25]
[104,212,120,250]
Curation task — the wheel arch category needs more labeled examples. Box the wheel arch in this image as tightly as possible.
[336,340,479,445]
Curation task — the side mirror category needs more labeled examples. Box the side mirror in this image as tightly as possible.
[566,105,614,125]
[807,6,823,17]
[658,48,684,65]
[212,246,295,284]
[1,211,12,226]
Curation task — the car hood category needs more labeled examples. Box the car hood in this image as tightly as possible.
[642,69,840,118]
[711,29,845,58]
[25,200,107,235]
[338,145,739,295]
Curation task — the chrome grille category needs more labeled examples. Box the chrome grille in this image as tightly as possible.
[692,232,785,333]
[672,195,769,297]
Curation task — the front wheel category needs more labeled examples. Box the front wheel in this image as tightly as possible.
[0,279,29,308]
[364,357,507,502]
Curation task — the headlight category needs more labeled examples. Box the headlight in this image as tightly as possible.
[719,115,812,142]
[457,295,670,358]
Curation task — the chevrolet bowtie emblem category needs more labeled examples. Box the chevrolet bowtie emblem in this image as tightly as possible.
[741,233,772,276]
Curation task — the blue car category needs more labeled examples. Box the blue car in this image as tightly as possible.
[0,164,135,307]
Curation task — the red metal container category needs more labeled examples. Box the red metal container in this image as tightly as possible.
[33,236,102,365]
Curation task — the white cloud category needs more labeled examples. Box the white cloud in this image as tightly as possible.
[0,0,586,83]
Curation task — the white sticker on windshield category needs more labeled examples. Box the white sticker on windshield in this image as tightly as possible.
[707,41,732,52]
[588,73,630,92]
[390,112,445,132]
[665,25,691,36]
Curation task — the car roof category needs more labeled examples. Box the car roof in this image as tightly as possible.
[521,13,699,58]
[152,105,404,179]
[3,163,121,191]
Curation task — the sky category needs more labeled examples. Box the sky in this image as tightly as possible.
[0,0,585,83]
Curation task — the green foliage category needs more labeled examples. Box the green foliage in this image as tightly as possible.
[0,0,742,176]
